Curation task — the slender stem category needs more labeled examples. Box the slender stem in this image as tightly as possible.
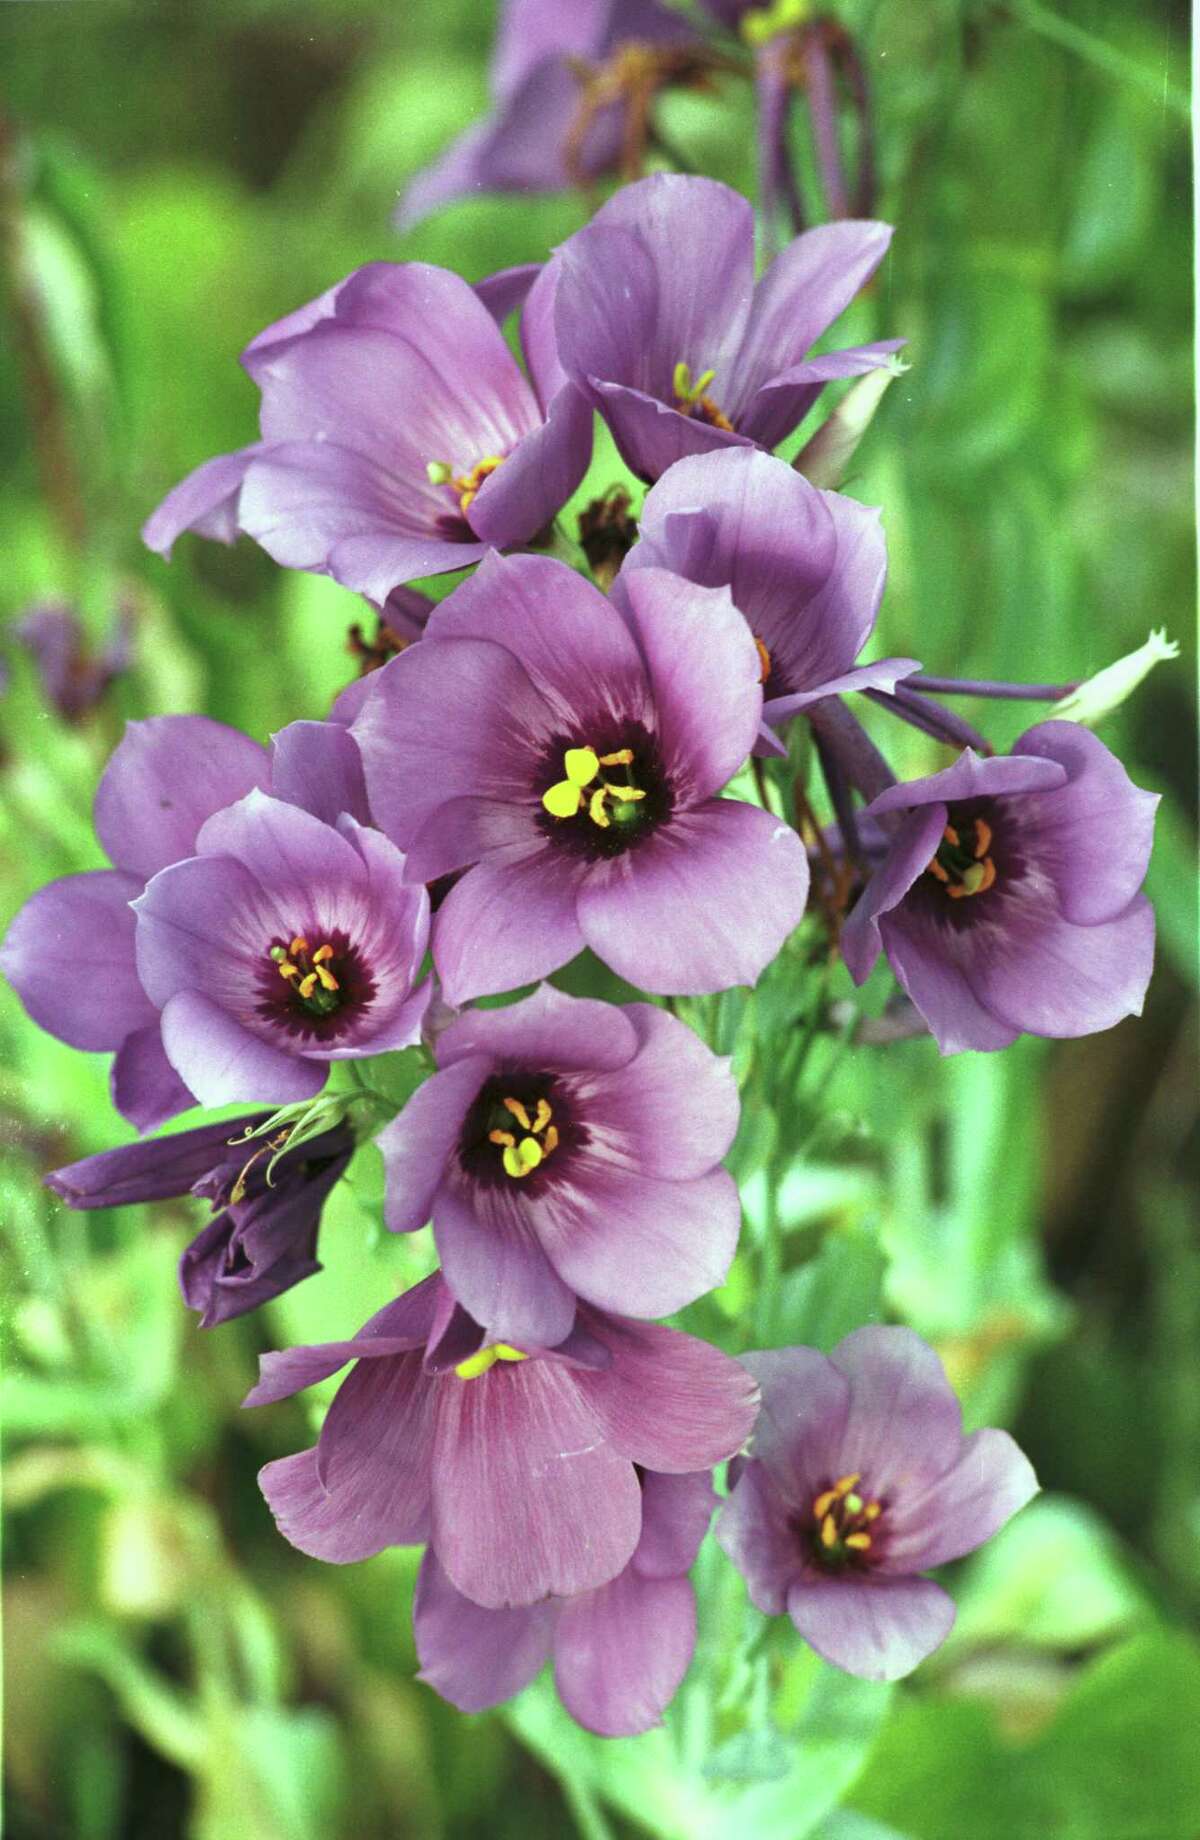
[865,685,994,756]
[805,698,896,801]
[906,672,1076,701]
[1007,0,1190,122]
[560,1777,615,1840]
[815,734,864,869]
[803,31,849,219]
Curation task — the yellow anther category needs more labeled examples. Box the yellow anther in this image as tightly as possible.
[844,1532,872,1551]
[564,746,600,786]
[455,1340,530,1378]
[315,964,340,992]
[972,819,993,859]
[289,936,309,956]
[863,1502,882,1522]
[927,855,951,884]
[298,973,318,999]
[589,787,611,828]
[502,1096,533,1131]
[532,1098,552,1135]
[943,826,959,847]
[542,1123,559,1156]
[312,944,334,963]
[820,1512,839,1549]
[672,360,693,401]
[543,779,583,819]
[277,960,299,982]
[493,1343,527,1363]
[600,783,645,802]
[598,748,634,767]
[502,1137,544,1179]
[488,1128,516,1148]
[755,638,772,684]
[833,1473,861,1496]
[813,1487,838,1520]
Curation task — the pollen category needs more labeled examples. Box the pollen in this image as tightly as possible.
[493,1091,560,1180]
[542,743,647,832]
[927,816,998,901]
[267,936,344,1016]
[454,1342,529,1381]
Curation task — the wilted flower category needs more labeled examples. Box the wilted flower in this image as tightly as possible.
[45,1112,354,1327]
[554,174,899,483]
[840,722,1158,1053]
[716,1327,1038,1680]
[247,1273,758,1610]
[378,983,740,1346]
[353,550,809,1001]
[143,261,592,601]
[396,0,703,228]
[617,448,916,738]
[415,1468,716,1735]
[0,716,270,1131]
[132,790,430,1107]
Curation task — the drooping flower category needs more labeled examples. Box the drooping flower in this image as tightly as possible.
[142,260,592,601]
[45,1112,354,1327]
[554,173,900,484]
[378,983,740,1346]
[0,716,270,1132]
[616,448,917,739]
[247,1273,758,1610]
[132,790,430,1107]
[395,0,703,229]
[716,1327,1038,1681]
[414,1468,716,1735]
[352,551,809,1002]
[11,598,134,722]
[840,723,1158,1053]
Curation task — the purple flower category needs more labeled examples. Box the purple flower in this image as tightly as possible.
[414,1467,715,1735]
[396,0,700,229]
[352,550,809,1002]
[142,261,592,601]
[378,983,740,1346]
[11,599,134,721]
[246,1273,758,1610]
[716,1327,1038,1681]
[0,716,271,1132]
[840,722,1158,1053]
[617,448,917,738]
[44,1112,353,1328]
[554,173,900,484]
[132,790,430,1108]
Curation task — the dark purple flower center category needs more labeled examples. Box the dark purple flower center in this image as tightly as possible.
[925,812,998,901]
[536,721,673,861]
[255,930,376,1040]
[795,1470,886,1573]
[458,1069,585,1192]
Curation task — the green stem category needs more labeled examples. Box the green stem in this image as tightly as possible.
[1008,0,1189,121]
[559,1776,615,1840]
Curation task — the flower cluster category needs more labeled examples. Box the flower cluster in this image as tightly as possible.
[4,143,1163,1738]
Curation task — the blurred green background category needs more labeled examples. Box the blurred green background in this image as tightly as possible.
[1,1,1195,1835]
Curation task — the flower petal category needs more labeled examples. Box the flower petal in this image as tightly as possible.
[964,891,1155,1041]
[432,848,586,1005]
[878,901,1020,1054]
[141,446,264,557]
[578,1312,759,1473]
[269,720,371,828]
[431,1356,641,1607]
[865,749,1065,819]
[436,981,639,1074]
[379,1054,492,1231]
[840,803,947,984]
[467,384,593,549]
[577,801,808,996]
[554,1568,696,1737]
[432,1179,579,1348]
[715,1462,801,1616]
[94,715,270,881]
[582,1002,739,1177]
[786,1573,955,1681]
[0,870,154,1050]
[413,1548,555,1714]
[111,1022,196,1132]
[737,1346,852,1502]
[738,341,905,452]
[884,1428,1039,1572]
[159,989,326,1108]
[634,1469,716,1580]
[831,1325,966,1500]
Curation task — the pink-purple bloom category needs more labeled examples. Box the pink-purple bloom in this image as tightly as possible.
[415,1467,715,1735]
[352,550,809,1002]
[396,0,698,229]
[716,1327,1039,1681]
[247,1272,758,1610]
[0,716,271,1132]
[132,790,430,1107]
[554,174,900,484]
[617,447,917,738]
[378,983,741,1346]
[840,722,1158,1053]
[143,260,592,600]
[45,1112,353,1327]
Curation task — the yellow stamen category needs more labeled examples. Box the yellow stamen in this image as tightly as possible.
[972,818,993,859]
[942,827,959,848]
[813,1487,838,1520]
[820,1512,839,1549]
[493,1343,527,1363]
[599,783,644,802]
[532,1098,552,1135]
[863,1502,882,1522]
[755,638,772,684]
[312,944,334,964]
[298,972,318,999]
[589,786,611,828]
[844,1532,872,1551]
[453,1341,526,1380]
[488,1128,516,1148]
[927,856,951,884]
[564,746,600,786]
[598,747,634,767]
[315,964,339,991]
[502,1097,533,1132]
[277,960,299,982]
[977,856,996,892]
[833,1473,861,1495]
[289,936,309,956]
[502,1137,544,1179]
[542,1123,559,1156]
[543,779,583,819]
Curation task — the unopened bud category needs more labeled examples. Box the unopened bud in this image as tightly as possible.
[794,356,907,490]
[1054,629,1180,728]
